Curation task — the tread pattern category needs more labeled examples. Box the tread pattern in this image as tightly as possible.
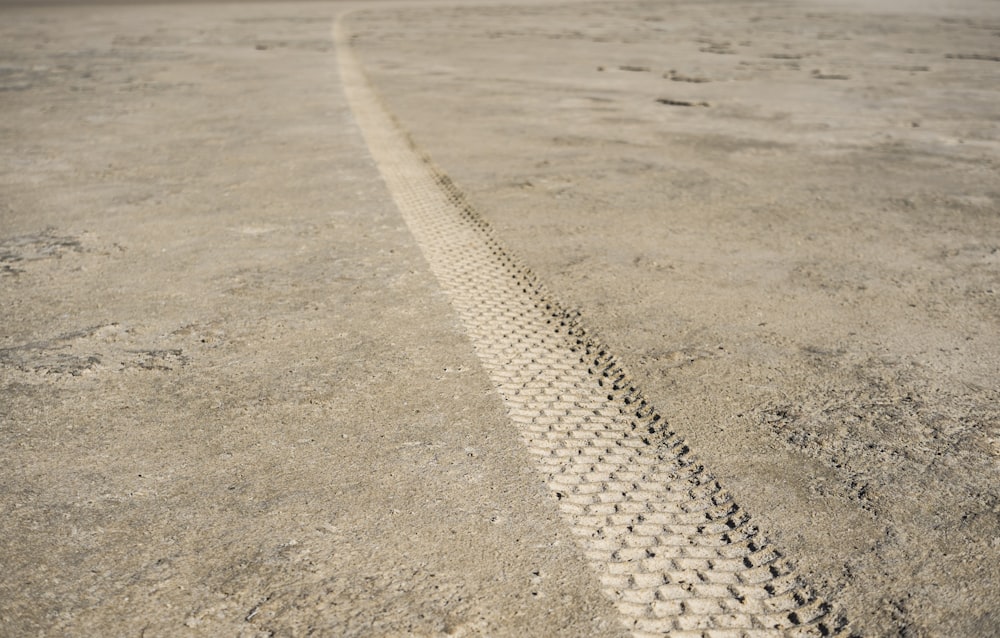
[335,17,848,638]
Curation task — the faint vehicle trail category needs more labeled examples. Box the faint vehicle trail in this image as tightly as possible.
[334,14,850,637]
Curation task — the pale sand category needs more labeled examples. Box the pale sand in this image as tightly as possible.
[2,0,998,636]
[348,0,999,634]
[0,3,623,635]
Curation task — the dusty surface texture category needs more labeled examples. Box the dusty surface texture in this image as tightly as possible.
[348,0,1000,635]
[0,3,627,636]
[3,0,999,635]
[339,30,851,634]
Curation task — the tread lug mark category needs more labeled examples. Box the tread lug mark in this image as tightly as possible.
[335,15,851,638]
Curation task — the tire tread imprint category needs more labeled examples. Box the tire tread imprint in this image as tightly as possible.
[335,16,851,638]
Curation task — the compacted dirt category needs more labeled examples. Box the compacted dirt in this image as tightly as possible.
[2,0,999,636]
[347,1,1000,635]
[0,3,626,636]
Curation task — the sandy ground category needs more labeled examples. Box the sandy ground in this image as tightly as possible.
[0,3,626,635]
[348,1,1000,635]
[2,0,998,636]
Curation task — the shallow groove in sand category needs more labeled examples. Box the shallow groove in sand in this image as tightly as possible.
[334,15,849,637]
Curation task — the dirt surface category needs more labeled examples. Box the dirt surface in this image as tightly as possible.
[347,1,1000,635]
[0,3,627,635]
[3,0,999,635]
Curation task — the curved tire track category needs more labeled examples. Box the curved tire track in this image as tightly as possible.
[334,15,849,638]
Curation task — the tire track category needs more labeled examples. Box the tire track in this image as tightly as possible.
[334,15,849,637]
